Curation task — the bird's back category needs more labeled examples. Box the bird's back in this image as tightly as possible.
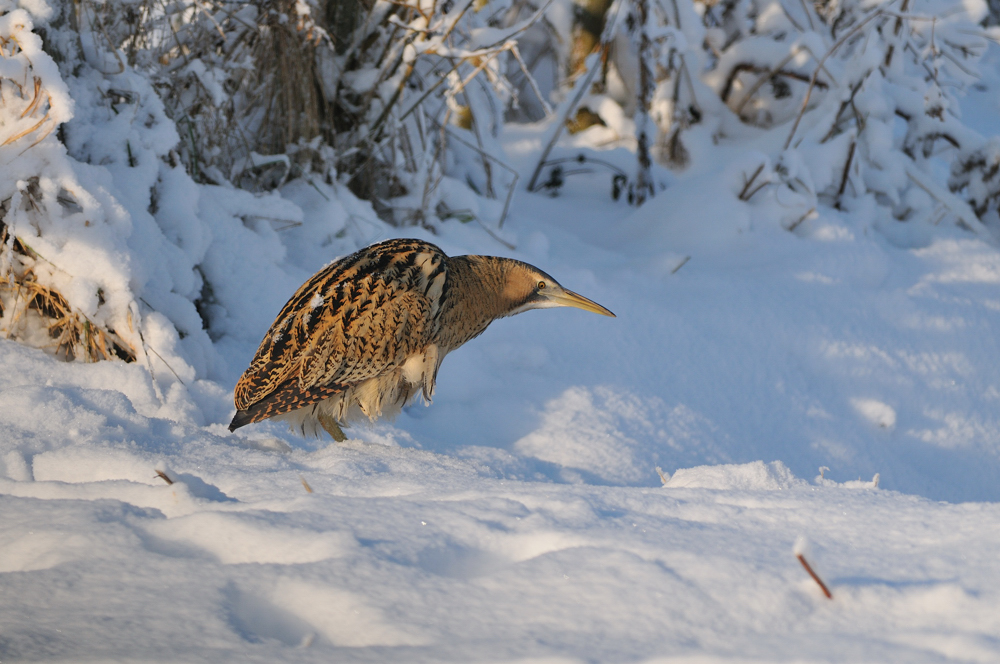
[231,239,449,427]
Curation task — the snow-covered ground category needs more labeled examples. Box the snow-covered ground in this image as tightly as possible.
[4,142,1000,660]
[4,1,1000,660]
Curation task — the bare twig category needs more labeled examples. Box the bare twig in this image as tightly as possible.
[796,553,833,599]
[139,325,187,385]
[905,164,986,234]
[731,49,804,115]
[778,2,805,32]
[798,0,816,32]
[836,140,856,207]
[1,112,49,147]
[883,0,910,68]
[510,44,553,116]
[632,0,656,205]
[738,163,766,200]
[785,5,892,150]
[155,470,174,485]
[527,46,606,192]
[19,78,43,118]
[473,215,516,250]
[787,207,815,232]
[438,121,520,230]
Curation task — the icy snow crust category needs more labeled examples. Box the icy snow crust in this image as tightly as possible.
[3,6,1000,664]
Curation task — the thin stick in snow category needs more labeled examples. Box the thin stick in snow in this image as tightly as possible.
[738,163,766,201]
[836,140,857,207]
[797,553,832,599]
[300,475,314,494]
[787,207,816,232]
[793,539,833,599]
[155,470,174,485]
[143,339,187,387]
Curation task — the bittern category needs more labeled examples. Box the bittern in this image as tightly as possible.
[229,238,614,440]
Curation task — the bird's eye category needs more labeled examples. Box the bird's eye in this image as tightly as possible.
[537,281,546,290]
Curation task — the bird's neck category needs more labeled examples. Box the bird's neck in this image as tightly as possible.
[439,256,518,349]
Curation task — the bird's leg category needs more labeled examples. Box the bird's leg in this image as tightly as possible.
[318,411,347,442]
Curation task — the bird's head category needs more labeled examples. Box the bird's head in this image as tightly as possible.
[499,259,616,318]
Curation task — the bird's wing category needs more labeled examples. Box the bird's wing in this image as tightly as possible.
[298,286,431,389]
[234,239,448,411]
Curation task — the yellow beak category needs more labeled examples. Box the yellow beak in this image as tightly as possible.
[547,288,616,317]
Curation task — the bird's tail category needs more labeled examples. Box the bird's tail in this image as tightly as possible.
[228,410,254,432]
[228,380,346,432]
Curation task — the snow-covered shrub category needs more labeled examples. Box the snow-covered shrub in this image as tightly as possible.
[0,0,300,383]
[0,1,139,363]
[534,0,997,235]
[80,0,336,191]
[950,137,1000,234]
[743,0,989,235]
[73,0,543,229]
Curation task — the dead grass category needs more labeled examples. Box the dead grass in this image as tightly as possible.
[0,272,136,363]
[0,220,134,364]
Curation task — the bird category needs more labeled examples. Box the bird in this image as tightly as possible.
[229,238,614,440]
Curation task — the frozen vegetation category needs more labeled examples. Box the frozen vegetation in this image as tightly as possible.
[1,0,1000,661]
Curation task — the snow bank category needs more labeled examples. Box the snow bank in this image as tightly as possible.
[664,460,803,490]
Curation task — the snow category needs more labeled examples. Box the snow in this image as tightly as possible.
[2,355,999,661]
[5,160,1000,658]
[3,0,1000,661]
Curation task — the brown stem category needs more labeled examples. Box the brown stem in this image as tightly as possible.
[787,207,815,232]
[797,553,833,599]
[723,61,828,106]
[633,0,655,206]
[836,139,856,207]
[527,45,606,192]
[884,0,910,68]
[785,6,892,150]
[739,163,766,200]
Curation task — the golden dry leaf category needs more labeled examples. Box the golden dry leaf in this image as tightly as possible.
[566,107,605,134]
[453,105,473,129]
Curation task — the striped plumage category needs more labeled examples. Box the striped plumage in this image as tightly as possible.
[229,238,614,439]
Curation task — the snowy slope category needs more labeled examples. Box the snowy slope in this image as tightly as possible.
[4,162,1000,660]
